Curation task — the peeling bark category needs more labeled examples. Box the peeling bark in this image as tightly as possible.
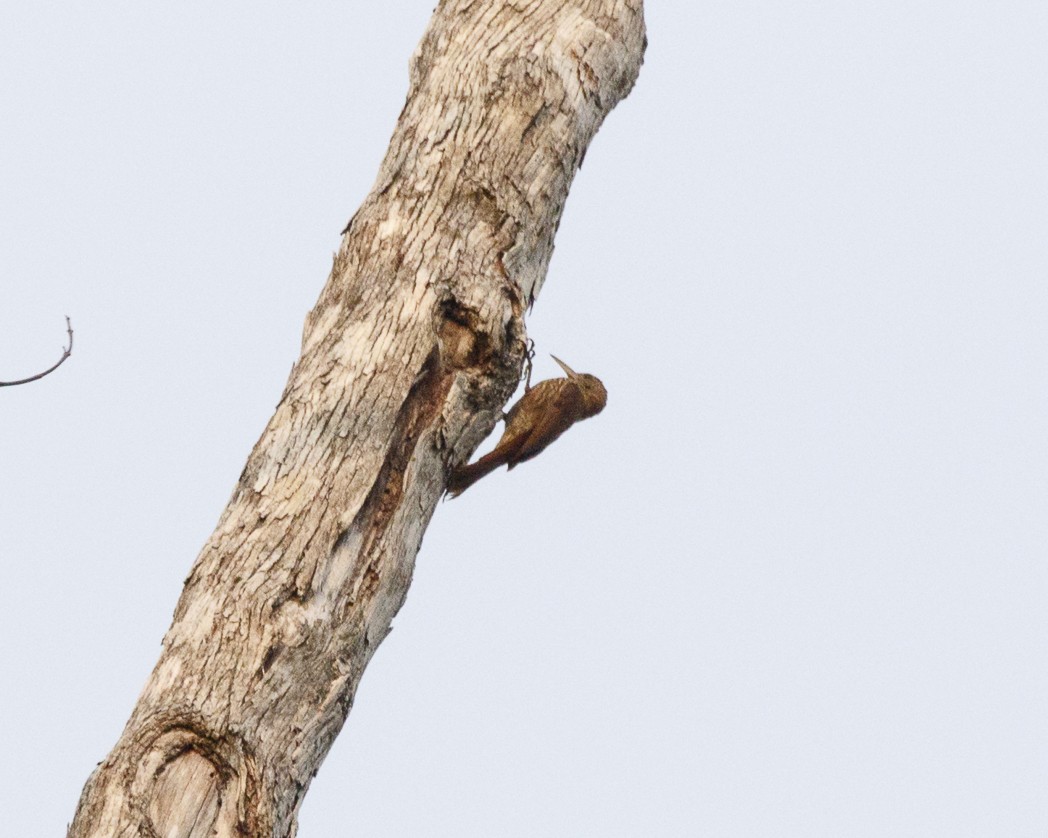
[68,2,644,835]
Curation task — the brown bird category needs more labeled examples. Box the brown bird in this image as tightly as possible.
[447,355,607,496]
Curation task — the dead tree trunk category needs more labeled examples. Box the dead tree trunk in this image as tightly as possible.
[68,2,645,835]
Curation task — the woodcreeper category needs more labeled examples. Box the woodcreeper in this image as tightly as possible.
[447,355,607,495]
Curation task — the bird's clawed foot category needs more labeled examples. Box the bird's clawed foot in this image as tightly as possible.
[522,338,536,392]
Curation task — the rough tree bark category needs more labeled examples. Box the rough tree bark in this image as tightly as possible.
[68,2,644,835]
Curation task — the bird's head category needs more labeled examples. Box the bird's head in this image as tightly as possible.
[551,355,607,417]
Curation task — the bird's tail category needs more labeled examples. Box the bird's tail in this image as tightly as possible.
[446,449,507,497]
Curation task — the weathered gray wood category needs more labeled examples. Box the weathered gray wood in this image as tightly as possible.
[68,2,644,835]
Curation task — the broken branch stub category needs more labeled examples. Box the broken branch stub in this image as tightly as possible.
[68,2,645,835]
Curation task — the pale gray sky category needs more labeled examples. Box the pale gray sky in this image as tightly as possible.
[3,2,1047,835]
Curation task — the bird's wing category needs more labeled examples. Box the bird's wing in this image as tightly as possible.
[506,381,584,468]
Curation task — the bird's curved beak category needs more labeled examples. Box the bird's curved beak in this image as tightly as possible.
[550,354,578,377]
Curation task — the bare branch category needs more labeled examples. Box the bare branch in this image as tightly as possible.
[0,316,74,387]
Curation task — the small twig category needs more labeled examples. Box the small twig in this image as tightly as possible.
[0,316,74,387]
